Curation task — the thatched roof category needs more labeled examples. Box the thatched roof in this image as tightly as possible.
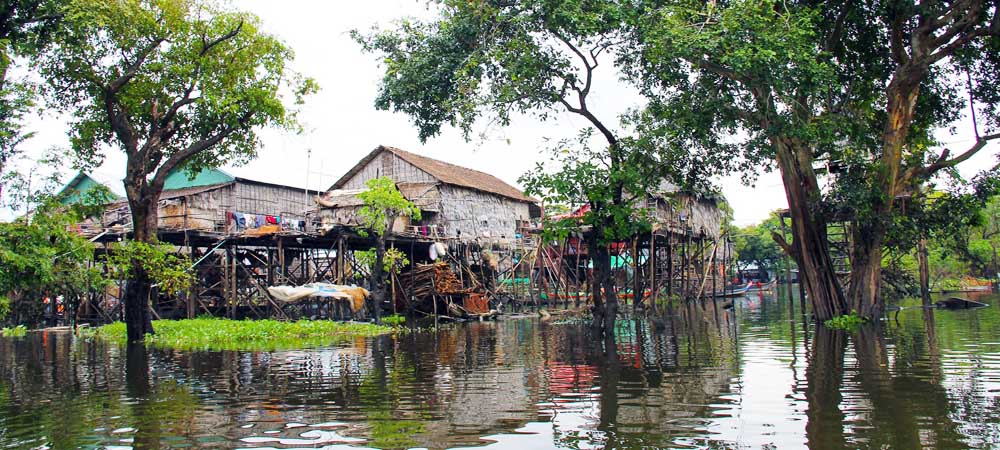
[331,145,535,203]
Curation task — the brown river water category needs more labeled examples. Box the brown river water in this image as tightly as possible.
[1,288,999,449]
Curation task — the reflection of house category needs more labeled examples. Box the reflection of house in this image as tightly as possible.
[79,168,311,235]
[317,145,541,242]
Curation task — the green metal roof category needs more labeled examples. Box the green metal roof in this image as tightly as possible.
[58,172,121,205]
[162,167,235,190]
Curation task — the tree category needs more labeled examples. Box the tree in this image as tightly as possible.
[0,194,106,327]
[623,0,1000,320]
[357,176,421,324]
[38,0,316,341]
[354,0,696,336]
[733,223,782,281]
[0,0,66,202]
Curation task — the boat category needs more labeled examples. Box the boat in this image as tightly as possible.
[935,297,990,309]
[747,280,777,292]
[940,285,992,294]
[715,282,753,298]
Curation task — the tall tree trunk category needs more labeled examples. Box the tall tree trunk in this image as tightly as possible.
[847,220,886,318]
[589,233,608,333]
[773,138,849,321]
[841,76,924,320]
[371,236,385,323]
[124,190,159,342]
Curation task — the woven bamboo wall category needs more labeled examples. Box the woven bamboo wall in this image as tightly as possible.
[436,185,531,241]
[339,152,436,189]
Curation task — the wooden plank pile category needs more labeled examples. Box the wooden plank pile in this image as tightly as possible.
[400,262,469,298]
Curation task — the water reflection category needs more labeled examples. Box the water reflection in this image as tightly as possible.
[1,292,999,448]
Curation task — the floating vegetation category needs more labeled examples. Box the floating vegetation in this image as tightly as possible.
[85,318,394,351]
[382,314,406,326]
[824,312,867,330]
[0,325,27,337]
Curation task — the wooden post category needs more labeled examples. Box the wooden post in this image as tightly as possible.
[278,237,286,285]
[918,237,931,306]
[666,233,673,302]
[649,231,657,311]
[267,245,274,287]
[711,239,717,298]
[186,233,195,319]
[390,241,398,315]
[337,236,345,284]
[632,237,640,311]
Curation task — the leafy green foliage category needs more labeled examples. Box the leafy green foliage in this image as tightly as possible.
[623,0,1000,315]
[732,218,783,279]
[382,314,406,327]
[1,0,65,197]
[356,247,410,277]
[0,196,105,326]
[357,176,421,237]
[520,131,657,245]
[0,324,26,337]
[40,0,316,169]
[353,0,624,142]
[824,312,867,331]
[86,317,393,351]
[104,241,193,297]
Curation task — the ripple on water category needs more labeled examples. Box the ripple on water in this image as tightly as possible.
[1,297,999,448]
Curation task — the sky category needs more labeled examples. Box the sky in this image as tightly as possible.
[8,1,999,224]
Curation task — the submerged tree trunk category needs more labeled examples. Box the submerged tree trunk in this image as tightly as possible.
[124,191,159,342]
[589,233,608,333]
[848,218,887,318]
[371,236,386,323]
[773,138,849,321]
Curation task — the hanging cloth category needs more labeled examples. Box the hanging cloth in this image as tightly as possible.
[429,243,438,260]
[266,215,277,225]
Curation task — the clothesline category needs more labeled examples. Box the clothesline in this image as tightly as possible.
[226,211,307,232]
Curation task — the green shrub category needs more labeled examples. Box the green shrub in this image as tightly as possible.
[824,312,867,330]
[0,325,28,337]
[382,314,406,326]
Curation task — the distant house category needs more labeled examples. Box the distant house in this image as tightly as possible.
[57,172,121,205]
[80,167,311,236]
[317,145,540,242]
[647,181,726,240]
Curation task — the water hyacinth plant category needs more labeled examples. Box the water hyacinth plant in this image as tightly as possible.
[85,318,394,351]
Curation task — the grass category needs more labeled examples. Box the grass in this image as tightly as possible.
[85,317,395,351]
[824,311,868,331]
[0,325,27,337]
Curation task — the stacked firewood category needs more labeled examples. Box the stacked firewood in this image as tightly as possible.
[399,262,467,298]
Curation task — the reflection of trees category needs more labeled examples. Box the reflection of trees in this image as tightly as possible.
[850,317,970,449]
[804,326,847,450]
[565,306,740,449]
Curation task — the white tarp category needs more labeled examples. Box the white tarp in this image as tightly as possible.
[267,283,366,303]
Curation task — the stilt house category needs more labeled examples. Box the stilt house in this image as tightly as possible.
[317,145,541,242]
[77,168,312,236]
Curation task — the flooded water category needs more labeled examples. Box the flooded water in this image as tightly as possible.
[1,290,999,449]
